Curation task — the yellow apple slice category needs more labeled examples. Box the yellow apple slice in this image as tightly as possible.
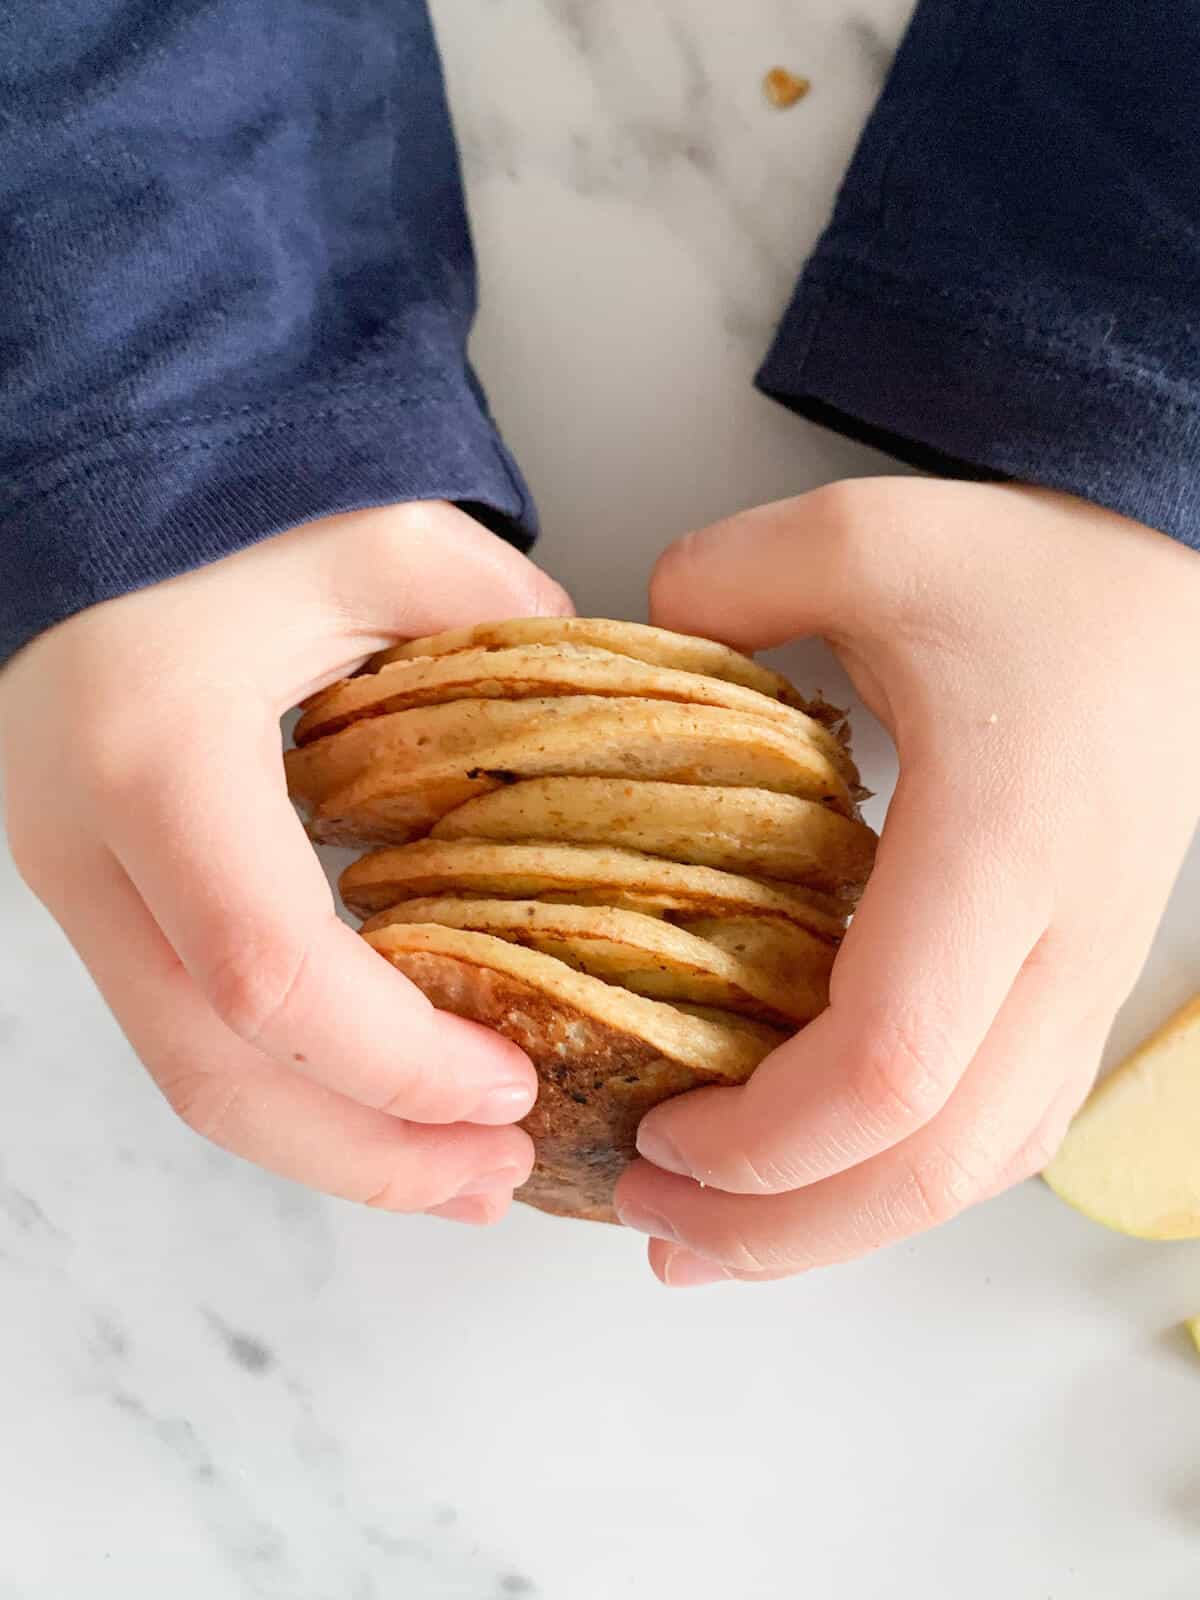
[1043,994,1200,1239]
[1184,1317,1200,1357]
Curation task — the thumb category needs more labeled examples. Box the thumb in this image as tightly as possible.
[650,483,891,655]
[312,501,574,642]
[216,500,573,705]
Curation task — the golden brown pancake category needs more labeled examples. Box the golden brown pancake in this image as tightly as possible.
[339,838,848,941]
[363,897,831,1026]
[373,616,829,718]
[430,776,876,896]
[364,922,777,1220]
[285,696,854,847]
[296,642,857,788]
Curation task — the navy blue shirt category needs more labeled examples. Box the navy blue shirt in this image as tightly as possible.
[1,1,1197,663]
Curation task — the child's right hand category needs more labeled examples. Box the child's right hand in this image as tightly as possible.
[0,502,572,1224]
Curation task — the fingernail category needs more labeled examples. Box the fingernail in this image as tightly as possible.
[468,1082,536,1125]
[453,1166,524,1199]
[635,1125,692,1178]
[614,1201,679,1242]
[662,1248,729,1289]
[426,1196,495,1226]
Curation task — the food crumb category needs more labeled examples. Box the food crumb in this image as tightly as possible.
[987,712,999,724]
[763,67,811,109]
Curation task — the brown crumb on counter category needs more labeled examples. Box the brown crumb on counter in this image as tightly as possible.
[763,68,811,109]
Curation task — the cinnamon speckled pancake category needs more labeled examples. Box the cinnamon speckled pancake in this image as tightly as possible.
[674,915,834,994]
[362,898,831,1026]
[339,838,848,940]
[671,1004,792,1051]
[373,616,833,720]
[296,643,857,787]
[285,696,854,847]
[430,777,876,896]
[363,922,777,1220]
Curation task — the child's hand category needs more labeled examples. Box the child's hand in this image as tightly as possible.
[0,503,571,1224]
[616,480,1200,1285]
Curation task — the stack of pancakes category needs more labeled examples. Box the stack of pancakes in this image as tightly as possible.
[286,619,877,1221]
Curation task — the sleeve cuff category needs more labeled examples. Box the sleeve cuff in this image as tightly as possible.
[0,375,536,664]
[757,258,1200,553]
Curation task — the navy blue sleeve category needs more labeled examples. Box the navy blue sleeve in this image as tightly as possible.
[0,0,534,665]
[759,0,1200,553]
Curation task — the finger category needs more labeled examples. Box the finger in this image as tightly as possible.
[646,1066,1096,1287]
[649,484,876,654]
[633,764,1049,1193]
[299,501,575,661]
[985,1010,1106,1196]
[49,845,534,1210]
[617,943,1092,1281]
[425,1192,515,1226]
[103,714,539,1127]
[649,1046,1103,1287]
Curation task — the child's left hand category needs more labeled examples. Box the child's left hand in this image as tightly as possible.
[614,479,1200,1285]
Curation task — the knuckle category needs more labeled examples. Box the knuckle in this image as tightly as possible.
[713,1233,775,1276]
[807,477,864,535]
[159,1067,243,1147]
[365,1133,533,1214]
[848,1014,957,1137]
[1012,1128,1062,1183]
[723,1146,806,1197]
[204,932,310,1046]
[649,531,703,619]
[5,816,47,895]
[1005,1116,1073,1187]
[364,1172,429,1213]
[360,499,439,561]
[805,481,876,578]
[699,1219,795,1276]
[378,1080,434,1121]
[809,479,952,636]
[4,811,97,907]
[325,504,443,627]
[374,1051,445,1120]
[365,1164,464,1214]
[528,572,575,619]
[905,1142,990,1231]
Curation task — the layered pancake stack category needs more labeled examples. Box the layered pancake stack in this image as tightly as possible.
[286,619,878,1221]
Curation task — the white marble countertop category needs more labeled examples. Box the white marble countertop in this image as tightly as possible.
[2,2,1199,1595]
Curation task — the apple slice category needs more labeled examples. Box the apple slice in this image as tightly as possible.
[1043,994,1200,1239]
[1185,1317,1200,1357]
